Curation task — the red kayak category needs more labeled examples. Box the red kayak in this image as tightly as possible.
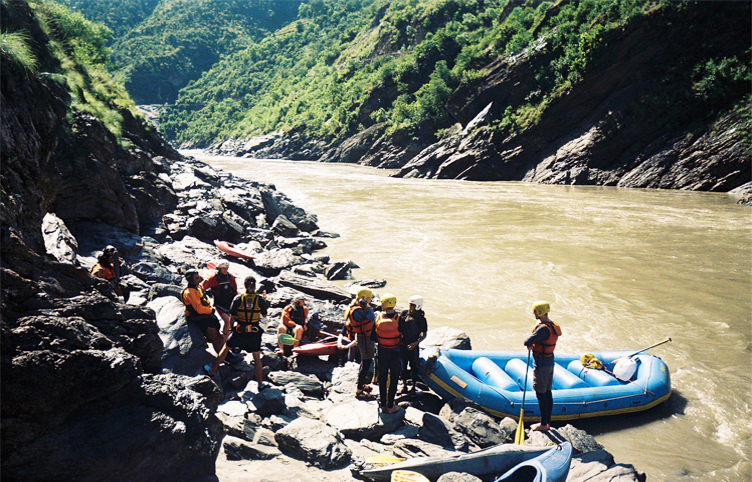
[292,337,339,356]
[214,240,255,259]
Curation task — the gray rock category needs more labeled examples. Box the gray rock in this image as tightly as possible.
[437,473,484,482]
[252,387,287,416]
[275,418,352,469]
[254,248,300,275]
[322,399,404,440]
[422,326,472,351]
[268,371,325,396]
[325,261,352,280]
[392,438,458,459]
[132,261,182,285]
[271,214,300,237]
[453,407,508,447]
[42,213,79,265]
[276,271,353,303]
[344,279,388,289]
[223,435,281,461]
[418,412,470,451]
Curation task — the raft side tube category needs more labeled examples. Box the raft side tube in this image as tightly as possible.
[567,360,621,387]
[553,363,588,390]
[471,357,519,391]
[505,358,534,391]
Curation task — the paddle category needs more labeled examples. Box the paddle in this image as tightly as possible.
[514,350,531,445]
[627,337,672,358]
[278,333,297,346]
[206,262,217,270]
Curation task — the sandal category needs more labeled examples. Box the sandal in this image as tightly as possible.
[355,389,375,400]
[203,364,214,376]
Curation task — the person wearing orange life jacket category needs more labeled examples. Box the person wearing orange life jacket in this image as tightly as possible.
[344,288,376,399]
[206,276,270,389]
[201,260,237,339]
[90,246,130,302]
[181,269,226,354]
[371,293,402,414]
[277,293,308,353]
[523,301,562,432]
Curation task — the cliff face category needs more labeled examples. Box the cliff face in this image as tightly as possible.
[394,2,750,189]
[1,2,221,480]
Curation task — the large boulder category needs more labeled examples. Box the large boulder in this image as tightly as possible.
[422,326,472,351]
[274,418,352,469]
[322,400,404,440]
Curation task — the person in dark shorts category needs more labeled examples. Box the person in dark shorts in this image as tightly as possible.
[344,288,376,399]
[399,294,428,394]
[201,260,237,339]
[181,269,224,353]
[372,293,402,414]
[206,276,269,388]
[523,301,562,432]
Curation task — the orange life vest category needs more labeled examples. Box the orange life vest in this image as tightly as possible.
[91,263,116,280]
[532,320,562,357]
[375,312,401,349]
[345,304,373,337]
[181,286,213,316]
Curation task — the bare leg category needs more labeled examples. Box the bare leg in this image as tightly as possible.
[210,344,230,375]
[205,327,224,354]
[253,351,263,386]
[276,325,288,351]
[292,325,304,347]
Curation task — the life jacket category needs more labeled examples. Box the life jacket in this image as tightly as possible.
[375,312,401,349]
[283,304,307,327]
[234,292,264,333]
[91,263,116,280]
[181,286,213,316]
[208,272,236,309]
[532,320,562,357]
[345,304,373,336]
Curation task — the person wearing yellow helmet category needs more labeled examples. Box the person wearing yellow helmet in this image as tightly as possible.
[523,301,562,432]
[372,293,402,413]
[344,288,376,399]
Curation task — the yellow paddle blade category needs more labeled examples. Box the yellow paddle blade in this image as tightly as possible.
[391,470,430,482]
[514,408,525,445]
[366,455,405,464]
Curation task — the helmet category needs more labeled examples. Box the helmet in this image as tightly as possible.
[185,269,200,282]
[293,293,306,302]
[216,260,229,269]
[356,288,373,300]
[532,301,550,317]
[381,293,397,309]
[408,295,424,310]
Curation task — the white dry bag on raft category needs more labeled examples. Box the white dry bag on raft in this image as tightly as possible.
[612,356,637,381]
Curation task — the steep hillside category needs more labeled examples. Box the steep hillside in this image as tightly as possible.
[53,0,159,36]
[1,1,220,480]
[109,0,303,103]
[162,0,749,192]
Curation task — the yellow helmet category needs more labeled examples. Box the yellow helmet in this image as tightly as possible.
[381,293,397,309]
[532,301,550,317]
[357,288,373,300]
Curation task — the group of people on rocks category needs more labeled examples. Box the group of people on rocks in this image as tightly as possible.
[172,260,429,408]
[91,246,558,430]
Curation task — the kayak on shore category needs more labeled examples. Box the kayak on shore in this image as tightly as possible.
[420,349,671,421]
[214,239,255,259]
[493,442,573,482]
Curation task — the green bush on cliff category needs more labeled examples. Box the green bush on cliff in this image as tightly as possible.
[30,0,136,144]
[0,30,39,73]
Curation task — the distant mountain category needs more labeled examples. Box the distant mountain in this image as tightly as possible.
[64,0,304,104]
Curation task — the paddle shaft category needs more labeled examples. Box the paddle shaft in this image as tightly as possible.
[515,350,532,444]
[628,337,672,358]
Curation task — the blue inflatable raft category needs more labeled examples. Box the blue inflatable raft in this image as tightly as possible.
[420,349,671,421]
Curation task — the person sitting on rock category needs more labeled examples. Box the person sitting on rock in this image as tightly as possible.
[371,293,402,413]
[277,293,308,353]
[399,295,428,395]
[200,260,237,340]
[181,269,226,354]
[206,276,269,389]
[345,288,376,400]
[90,246,130,302]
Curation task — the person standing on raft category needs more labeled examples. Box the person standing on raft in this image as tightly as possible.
[523,301,562,432]
[372,293,402,414]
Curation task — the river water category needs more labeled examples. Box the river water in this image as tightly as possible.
[190,152,751,482]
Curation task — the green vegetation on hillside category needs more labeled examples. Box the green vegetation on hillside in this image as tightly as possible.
[24,0,139,143]
[160,0,682,147]
[0,30,39,72]
[52,0,159,37]
[107,0,303,103]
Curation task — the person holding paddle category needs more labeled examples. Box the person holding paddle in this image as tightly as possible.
[523,301,562,432]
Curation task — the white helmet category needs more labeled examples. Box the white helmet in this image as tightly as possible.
[408,295,424,310]
[293,293,306,302]
[216,260,230,269]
